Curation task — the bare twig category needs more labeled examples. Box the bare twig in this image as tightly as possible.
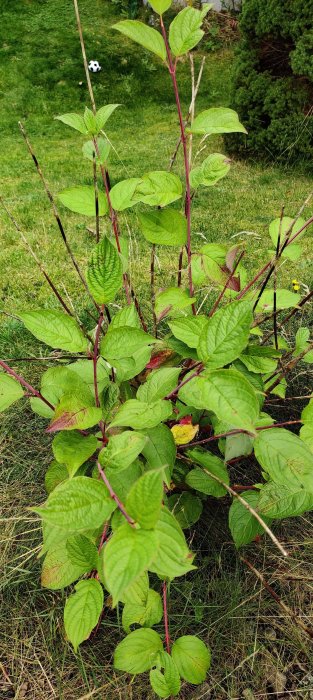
[18,122,98,311]
[209,251,245,317]
[151,244,158,337]
[200,468,288,557]
[241,557,313,639]
[0,360,54,411]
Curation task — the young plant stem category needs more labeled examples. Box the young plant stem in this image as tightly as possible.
[160,17,195,311]
[0,198,95,345]
[260,291,313,345]
[179,419,302,449]
[97,461,135,525]
[93,304,106,443]
[169,56,206,171]
[237,214,313,301]
[177,246,184,287]
[273,207,284,349]
[73,0,133,307]
[0,360,54,411]
[240,557,313,639]
[265,341,313,394]
[93,153,100,243]
[165,364,203,400]
[150,244,158,337]
[73,0,96,113]
[200,467,288,557]
[209,250,245,317]
[18,122,99,312]
[0,198,72,317]
[162,580,171,654]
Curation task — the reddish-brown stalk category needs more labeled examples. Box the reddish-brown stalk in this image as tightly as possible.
[0,360,54,411]
[162,581,171,654]
[97,461,135,526]
[160,17,195,313]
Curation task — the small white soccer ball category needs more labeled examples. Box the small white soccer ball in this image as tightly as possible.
[88,60,101,73]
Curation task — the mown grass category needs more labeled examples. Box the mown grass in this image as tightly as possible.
[0,1,313,698]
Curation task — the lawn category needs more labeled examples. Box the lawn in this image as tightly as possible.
[0,1,312,698]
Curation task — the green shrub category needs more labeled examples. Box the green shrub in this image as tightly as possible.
[225,0,313,166]
[1,1,313,696]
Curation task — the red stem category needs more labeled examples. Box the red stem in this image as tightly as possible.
[160,17,195,313]
[93,304,106,443]
[93,139,131,305]
[237,214,313,301]
[162,580,171,654]
[0,359,54,411]
[209,251,245,317]
[178,419,302,450]
[97,461,135,525]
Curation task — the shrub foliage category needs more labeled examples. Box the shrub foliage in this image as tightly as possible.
[1,0,313,696]
[226,0,313,164]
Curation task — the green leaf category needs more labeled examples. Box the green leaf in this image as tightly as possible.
[171,635,211,684]
[113,20,166,61]
[47,395,102,432]
[269,216,307,251]
[169,6,210,56]
[101,327,156,361]
[109,399,172,429]
[137,367,180,403]
[19,310,88,353]
[55,112,88,134]
[150,652,181,698]
[101,524,157,604]
[186,448,229,497]
[82,137,111,164]
[114,628,163,674]
[99,431,147,472]
[169,315,208,349]
[86,237,123,303]
[166,336,198,360]
[45,461,68,494]
[300,398,313,452]
[225,432,253,461]
[191,250,228,287]
[34,476,116,531]
[179,369,259,433]
[141,424,176,486]
[239,345,279,374]
[254,429,313,492]
[190,152,231,189]
[52,431,98,477]
[155,287,196,320]
[114,347,152,382]
[122,589,163,633]
[64,579,104,652]
[105,461,143,504]
[138,208,187,246]
[149,506,195,579]
[0,373,24,412]
[83,107,97,135]
[67,358,109,400]
[188,107,247,136]
[229,490,271,548]
[110,303,140,330]
[149,0,172,14]
[95,104,120,132]
[41,540,93,590]
[258,482,313,519]
[135,171,182,207]
[168,492,203,528]
[197,301,252,368]
[66,534,98,569]
[126,469,164,529]
[120,572,149,605]
[255,289,301,313]
[110,177,142,211]
[58,186,108,217]
[33,366,94,416]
